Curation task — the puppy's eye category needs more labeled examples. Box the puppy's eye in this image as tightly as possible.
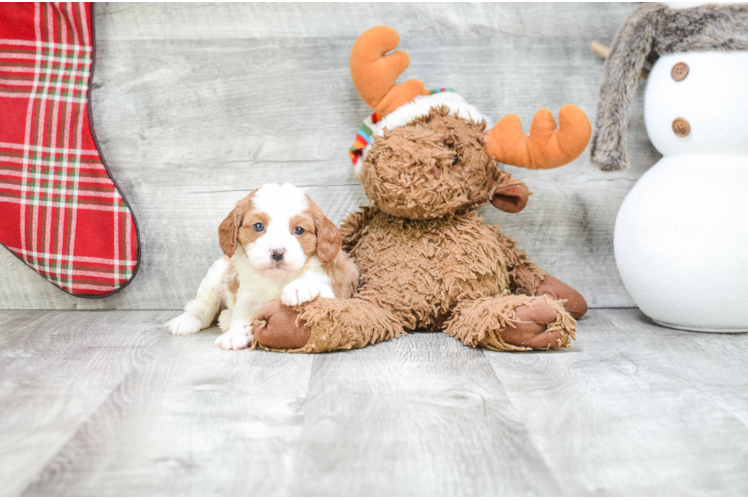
[252,223,264,232]
[452,155,459,166]
[293,227,305,235]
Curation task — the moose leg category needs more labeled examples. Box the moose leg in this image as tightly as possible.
[497,231,587,319]
[252,297,403,353]
[444,294,576,351]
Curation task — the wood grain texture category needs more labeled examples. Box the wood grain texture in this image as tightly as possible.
[0,3,653,310]
[292,333,560,496]
[486,309,748,496]
[4,308,748,495]
[21,318,314,496]
[0,310,170,496]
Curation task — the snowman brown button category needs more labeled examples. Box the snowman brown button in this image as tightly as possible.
[671,62,689,81]
[672,118,690,137]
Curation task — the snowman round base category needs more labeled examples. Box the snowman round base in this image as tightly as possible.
[615,156,748,334]
[652,319,748,334]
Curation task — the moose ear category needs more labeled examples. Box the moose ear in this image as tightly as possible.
[307,196,342,266]
[218,192,254,256]
[490,183,529,213]
[489,175,530,213]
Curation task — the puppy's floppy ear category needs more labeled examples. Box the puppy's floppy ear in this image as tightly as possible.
[218,192,254,256]
[307,196,342,266]
[218,212,239,257]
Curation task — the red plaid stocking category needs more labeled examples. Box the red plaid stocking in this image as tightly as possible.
[0,3,139,297]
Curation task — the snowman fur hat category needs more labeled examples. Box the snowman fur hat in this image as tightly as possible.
[591,3,748,172]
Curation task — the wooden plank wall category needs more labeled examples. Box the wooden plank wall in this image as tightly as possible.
[0,3,657,310]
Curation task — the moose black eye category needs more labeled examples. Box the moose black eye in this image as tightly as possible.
[252,223,264,232]
[293,227,305,235]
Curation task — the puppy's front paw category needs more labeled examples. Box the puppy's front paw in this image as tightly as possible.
[214,326,253,351]
[282,279,323,306]
[168,313,203,336]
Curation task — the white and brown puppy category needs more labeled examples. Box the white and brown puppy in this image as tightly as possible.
[168,183,358,350]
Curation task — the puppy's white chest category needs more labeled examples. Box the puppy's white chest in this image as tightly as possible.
[232,246,328,304]
[237,272,287,303]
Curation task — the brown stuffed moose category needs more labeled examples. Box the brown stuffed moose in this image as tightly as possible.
[252,26,591,352]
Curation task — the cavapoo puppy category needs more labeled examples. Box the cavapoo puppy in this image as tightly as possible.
[168,183,358,350]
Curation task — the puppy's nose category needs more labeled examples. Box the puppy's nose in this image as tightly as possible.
[270,248,285,262]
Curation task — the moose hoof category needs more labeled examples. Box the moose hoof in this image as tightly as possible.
[254,302,311,350]
[501,298,568,349]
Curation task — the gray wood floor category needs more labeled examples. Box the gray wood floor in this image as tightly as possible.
[2,309,748,496]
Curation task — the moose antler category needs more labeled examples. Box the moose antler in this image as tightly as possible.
[484,105,591,170]
[350,26,428,115]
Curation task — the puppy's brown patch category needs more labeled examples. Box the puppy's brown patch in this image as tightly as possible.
[289,213,317,258]
[305,196,342,266]
[237,209,269,250]
[325,250,359,299]
[219,190,257,256]
[222,256,240,295]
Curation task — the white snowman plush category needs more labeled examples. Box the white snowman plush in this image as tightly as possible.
[592,3,748,332]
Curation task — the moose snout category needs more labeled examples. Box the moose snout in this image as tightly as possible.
[431,164,442,180]
[270,248,286,262]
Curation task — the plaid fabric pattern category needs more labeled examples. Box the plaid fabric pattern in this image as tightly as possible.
[349,88,456,168]
[0,3,139,297]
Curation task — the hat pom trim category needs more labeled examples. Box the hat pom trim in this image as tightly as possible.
[373,92,487,138]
